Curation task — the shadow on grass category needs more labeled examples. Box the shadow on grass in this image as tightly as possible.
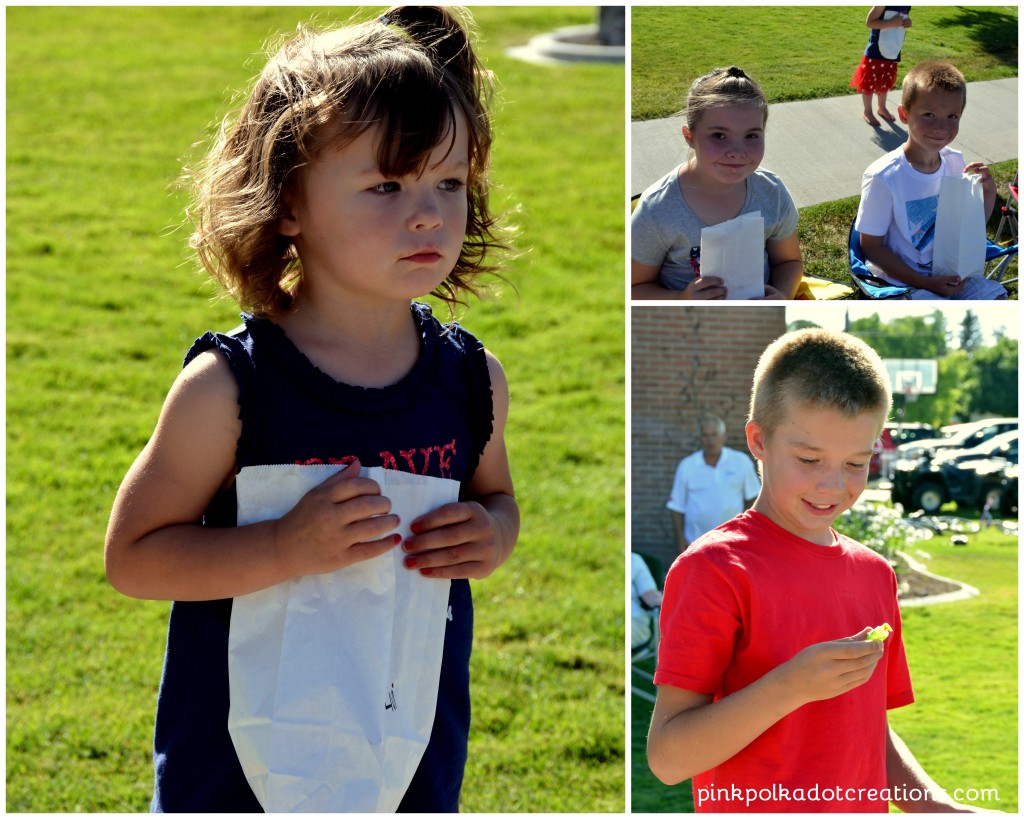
[932,7,1019,68]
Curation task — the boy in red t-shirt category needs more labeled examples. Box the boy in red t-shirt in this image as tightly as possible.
[648,329,975,812]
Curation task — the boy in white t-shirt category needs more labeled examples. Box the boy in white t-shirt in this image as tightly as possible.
[855,60,1006,300]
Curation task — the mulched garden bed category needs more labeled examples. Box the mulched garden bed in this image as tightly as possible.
[893,552,963,600]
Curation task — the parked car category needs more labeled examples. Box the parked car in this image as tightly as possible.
[997,464,1018,517]
[894,417,1018,465]
[891,432,1019,513]
[870,422,936,478]
[928,430,1018,468]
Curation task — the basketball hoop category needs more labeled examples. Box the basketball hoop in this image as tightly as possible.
[885,360,936,403]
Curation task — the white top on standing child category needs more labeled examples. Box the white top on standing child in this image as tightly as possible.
[631,66,804,300]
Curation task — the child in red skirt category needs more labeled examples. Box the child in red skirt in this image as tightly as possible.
[850,6,912,126]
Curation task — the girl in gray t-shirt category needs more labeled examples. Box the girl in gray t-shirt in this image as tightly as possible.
[631,67,803,300]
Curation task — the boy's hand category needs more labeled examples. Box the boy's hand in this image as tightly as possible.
[964,161,997,211]
[771,628,884,707]
[923,274,966,297]
[402,501,505,579]
[964,161,994,186]
[273,459,402,577]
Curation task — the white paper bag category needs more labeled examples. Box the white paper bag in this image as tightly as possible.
[933,174,987,279]
[700,211,766,299]
[228,463,459,813]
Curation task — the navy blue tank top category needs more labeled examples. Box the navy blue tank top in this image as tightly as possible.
[150,302,492,812]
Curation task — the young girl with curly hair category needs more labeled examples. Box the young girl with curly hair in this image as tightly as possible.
[105,6,518,811]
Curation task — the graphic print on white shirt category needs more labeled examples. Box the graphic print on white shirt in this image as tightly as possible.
[905,194,939,258]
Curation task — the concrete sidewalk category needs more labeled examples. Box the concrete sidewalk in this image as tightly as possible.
[631,78,1018,208]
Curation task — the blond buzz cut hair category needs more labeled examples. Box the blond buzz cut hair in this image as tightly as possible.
[901,60,967,112]
[749,329,892,440]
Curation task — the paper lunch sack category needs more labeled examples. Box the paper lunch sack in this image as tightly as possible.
[228,463,459,812]
[933,173,987,279]
[699,211,766,299]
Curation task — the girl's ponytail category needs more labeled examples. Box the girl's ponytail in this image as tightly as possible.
[681,66,768,132]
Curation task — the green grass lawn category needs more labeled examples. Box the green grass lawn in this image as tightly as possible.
[632,6,1018,120]
[889,526,1017,813]
[7,7,625,811]
[631,520,1017,812]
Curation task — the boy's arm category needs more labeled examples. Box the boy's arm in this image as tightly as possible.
[402,350,519,579]
[104,352,401,601]
[648,630,884,785]
[648,681,789,786]
[886,724,986,812]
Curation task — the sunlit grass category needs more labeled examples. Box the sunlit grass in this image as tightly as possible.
[632,6,1018,120]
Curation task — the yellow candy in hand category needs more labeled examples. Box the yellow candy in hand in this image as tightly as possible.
[866,623,893,642]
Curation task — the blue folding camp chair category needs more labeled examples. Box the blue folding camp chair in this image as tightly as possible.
[849,222,1018,298]
[985,239,1018,286]
[847,224,911,299]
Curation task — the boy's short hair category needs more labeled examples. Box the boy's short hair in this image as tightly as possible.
[749,329,892,439]
[901,60,967,112]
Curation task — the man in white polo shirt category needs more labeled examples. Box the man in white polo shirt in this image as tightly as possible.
[667,414,760,553]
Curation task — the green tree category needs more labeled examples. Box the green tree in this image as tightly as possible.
[969,337,1019,418]
[959,309,984,356]
[914,350,978,428]
[849,310,949,358]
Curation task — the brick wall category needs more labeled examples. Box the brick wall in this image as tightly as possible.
[631,306,787,572]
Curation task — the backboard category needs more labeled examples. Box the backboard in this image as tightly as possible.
[883,359,938,396]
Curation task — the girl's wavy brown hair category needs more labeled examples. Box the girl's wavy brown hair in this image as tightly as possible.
[184,6,506,317]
